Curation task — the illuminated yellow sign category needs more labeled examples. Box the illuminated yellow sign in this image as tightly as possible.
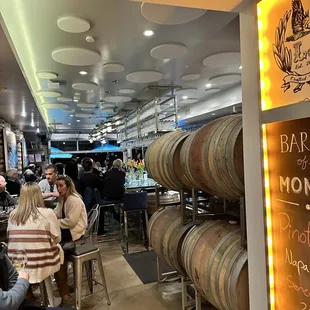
[258,0,310,110]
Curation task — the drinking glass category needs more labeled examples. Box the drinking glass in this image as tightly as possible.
[10,250,28,271]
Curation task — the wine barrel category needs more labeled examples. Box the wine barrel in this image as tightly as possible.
[180,115,244,200]
[149,207,194,276]
[181,221,249,310]
[147,191,180,215]
[145,130,192,191]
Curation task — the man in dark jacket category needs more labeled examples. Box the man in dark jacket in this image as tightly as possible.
[0,176,15,210]
[103,159,125,201]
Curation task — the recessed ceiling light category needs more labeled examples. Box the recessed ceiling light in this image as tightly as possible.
[68,123,71,125]
[182,96,188,100]
[75,92,81,96]
[77,119,80,122]
[206,83,212,88]
[212,113,216,116]
[36,128,40,133]
[239,65,242,70]
[143,30,154,37]
[63,142,66,145]
[79,71,88,75]
[74,99,78,102]
[21,112,27,117]
[30,122,35,127]
[170,103,173,106]
[70,114,74,117]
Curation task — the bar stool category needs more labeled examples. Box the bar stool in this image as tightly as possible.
[94,188,122,234]
[120,191,149,254]
[68,245,111,310]
[39,276,55,307]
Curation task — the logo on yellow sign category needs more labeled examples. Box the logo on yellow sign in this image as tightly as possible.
[274,0,310,93]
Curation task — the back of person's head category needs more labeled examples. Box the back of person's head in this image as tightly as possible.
[6,169,18,179]
[24,171,37,183]
[82,157,93,172]
[55,162,64,175]
[65,160,78,181]
[113,159,123,170]
[27,164,36,173]
[10,182,45,226]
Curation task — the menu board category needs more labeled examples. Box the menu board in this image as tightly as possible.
[266,117,310,309]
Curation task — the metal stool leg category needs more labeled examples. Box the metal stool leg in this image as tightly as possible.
[95,251,111,305]
[39,281,49,307]
[44,276,55,306]
[124,210,128,254]
[74,259,83,310]
[144,210,150,250]
[85,261,93,293]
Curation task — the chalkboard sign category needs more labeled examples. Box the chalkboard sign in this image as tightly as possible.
[266,117,310,309]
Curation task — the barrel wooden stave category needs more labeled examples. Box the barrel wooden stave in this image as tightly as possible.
[145,131,192,191]
[180,115,244,200]
[181,220,249,310]
[149,207,193,276]
[147,192,180,215]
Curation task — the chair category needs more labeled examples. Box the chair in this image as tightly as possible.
[39,276,55,307]
[94,188,122,234]
[68,205,111,310]
[120,191,149,254]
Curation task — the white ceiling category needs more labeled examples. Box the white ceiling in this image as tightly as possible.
[0,0,241,134]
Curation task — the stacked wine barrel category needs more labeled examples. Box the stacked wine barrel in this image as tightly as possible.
[145,114,244,200]
[149,207,249,310]
[0,130,5,173]
[147,191,180,215]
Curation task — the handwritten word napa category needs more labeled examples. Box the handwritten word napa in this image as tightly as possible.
[285,248,310,275]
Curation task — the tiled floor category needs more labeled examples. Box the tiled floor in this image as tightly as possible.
[78,241,216,310]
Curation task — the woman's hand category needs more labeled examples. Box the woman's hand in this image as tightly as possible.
[18,271,29,281]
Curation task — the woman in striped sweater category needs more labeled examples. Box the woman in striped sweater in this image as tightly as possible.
[7,182,64,301]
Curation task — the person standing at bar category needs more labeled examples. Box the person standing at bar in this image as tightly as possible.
[38,165,59,208]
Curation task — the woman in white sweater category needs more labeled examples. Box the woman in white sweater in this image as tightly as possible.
[7,182,64,301]
[54,175,87,304]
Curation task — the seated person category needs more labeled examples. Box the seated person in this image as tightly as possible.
[103,159,125,201]
[0,175,15,210]
[39,164,59,208]
[0,243,29,310]
[7,183,64,303]
[77,157,104,210]
[5,169,21,196]
[34,166,43,182]
[54,176,87,304]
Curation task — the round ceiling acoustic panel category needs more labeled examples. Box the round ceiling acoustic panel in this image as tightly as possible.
[141,3,206,25]
[105,96,132,103]
[119,88,135,94]
[205,88,221,95]
[72,82,99,91]
[57,16,91,33]
[126,70,163,83]
[42,103,68,109]
[75,113,93,118]
[150,43,187,59]
[181,73,200,81]
[52,47,101,66]
[103,62,125,72]
[203,52,241,68]
[179,98,199,104]
[209,73,241,85]
[77,103,96,108]
[36,71,58,79]
[57,97,72,102]
[176,88,197,95]
[36,90,61,97]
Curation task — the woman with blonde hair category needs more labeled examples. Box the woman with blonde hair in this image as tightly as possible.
[53,175,87,303]
[7,182,63,301]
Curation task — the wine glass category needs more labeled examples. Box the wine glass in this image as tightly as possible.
[10,250,28,271]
